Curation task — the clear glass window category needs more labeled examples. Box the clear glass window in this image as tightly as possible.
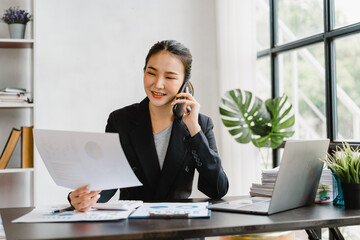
[335,34,360,141]
[278,0,323,45]
[334,0,360,29]
[278,43,326,139]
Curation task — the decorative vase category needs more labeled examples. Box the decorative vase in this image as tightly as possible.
[341,183,360,209]
[8,23,26,39]
[332,173,344,206]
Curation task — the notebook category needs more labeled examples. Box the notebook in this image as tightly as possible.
[208,139,330,215]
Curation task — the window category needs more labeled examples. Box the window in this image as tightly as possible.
[256,0,360,166]
[278,44,326,139]
[278,0,323,44]
[335,34,360,141]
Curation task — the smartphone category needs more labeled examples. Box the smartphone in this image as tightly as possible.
[172,81,193,120]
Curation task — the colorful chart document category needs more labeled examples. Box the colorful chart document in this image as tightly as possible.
[129,202,210,218]
[12,205,132,223]
[33,129,142,191]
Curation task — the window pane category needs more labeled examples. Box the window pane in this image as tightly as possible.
[335,0,360,29]
[256,56,271,100]
[278,43,326,139]
[256,0,270,50]
[256,56,272,169]
[335,34,360,141]
[278,0,323,45]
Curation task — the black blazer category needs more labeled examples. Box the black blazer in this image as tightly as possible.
[98,97,228,202]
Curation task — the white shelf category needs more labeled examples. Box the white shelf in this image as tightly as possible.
[0,38,34,43]
[0,39,34,48]
[0,168,34,174]
[0,102,34,108]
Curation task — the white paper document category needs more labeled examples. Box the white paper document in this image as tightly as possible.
[12,205,132,223]
[129,202,210,218]
[33,129,142,190]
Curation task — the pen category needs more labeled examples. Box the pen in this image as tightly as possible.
[52,206,75,213]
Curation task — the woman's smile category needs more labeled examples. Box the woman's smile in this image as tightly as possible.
[151,91,167,99]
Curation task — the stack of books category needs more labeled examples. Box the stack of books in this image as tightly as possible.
[0,88,31,103]
[250,167,333,203]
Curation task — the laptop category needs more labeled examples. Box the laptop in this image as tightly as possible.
[208,139,330,215]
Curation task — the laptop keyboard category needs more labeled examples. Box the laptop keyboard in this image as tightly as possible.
[236,200,270,212]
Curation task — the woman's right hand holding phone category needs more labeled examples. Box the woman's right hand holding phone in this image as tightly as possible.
[69,185,101,212]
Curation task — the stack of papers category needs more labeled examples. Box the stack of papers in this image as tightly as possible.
[250,168,278,197]
[12,205,132,223]
[0,88,31,103]
[250,167,333,203]
[315,168,333,203]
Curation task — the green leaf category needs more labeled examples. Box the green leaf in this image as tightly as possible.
[234,130,252,143]
[273,115,295,131]
[219,107,242,118]
[221,119,244,128]
[252,135,270,148]
[219,89,295,149]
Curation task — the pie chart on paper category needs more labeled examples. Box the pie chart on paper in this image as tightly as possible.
[85,141,103,160]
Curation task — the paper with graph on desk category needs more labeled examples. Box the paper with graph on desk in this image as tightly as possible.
[12,204,132,223]
[129,202,210,218]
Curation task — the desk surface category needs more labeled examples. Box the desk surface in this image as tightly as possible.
[1,197,360,240]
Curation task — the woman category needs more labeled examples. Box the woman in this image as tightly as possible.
[69,40,228,212]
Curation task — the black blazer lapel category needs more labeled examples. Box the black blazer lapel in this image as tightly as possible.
[155,119,189,199]
[129,98,161,190]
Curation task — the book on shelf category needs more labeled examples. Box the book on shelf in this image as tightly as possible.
[0,91,32,103]
[0,128,21,169]
[0,127,34,169]
[0,94,28,102]
[21,126,34,168]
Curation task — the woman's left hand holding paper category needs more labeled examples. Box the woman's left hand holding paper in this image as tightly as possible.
[69,185,101,212]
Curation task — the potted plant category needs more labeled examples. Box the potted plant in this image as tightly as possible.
[324,142,360,209]
[1,7,32,39]
[219,89,295,168]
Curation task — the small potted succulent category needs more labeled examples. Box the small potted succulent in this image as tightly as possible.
[324,142,360,209]
[1,7,32,39]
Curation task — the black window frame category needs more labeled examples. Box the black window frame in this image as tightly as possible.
[257,0,360,167]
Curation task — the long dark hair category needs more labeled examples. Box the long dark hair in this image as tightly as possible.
[144,40,194,94]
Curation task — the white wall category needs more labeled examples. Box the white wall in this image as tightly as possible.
[34,0,219,205]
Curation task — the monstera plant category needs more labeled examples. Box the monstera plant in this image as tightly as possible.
[219,89,295,150]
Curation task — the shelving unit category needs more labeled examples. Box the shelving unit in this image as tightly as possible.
[0,0,35,208]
